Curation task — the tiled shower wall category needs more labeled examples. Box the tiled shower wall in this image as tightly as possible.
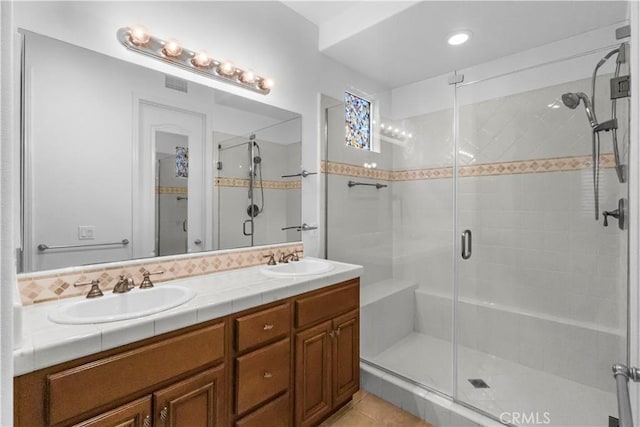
[392,75,627,332]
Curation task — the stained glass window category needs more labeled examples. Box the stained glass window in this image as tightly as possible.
[345,91,372,150]
[176,146,189,178]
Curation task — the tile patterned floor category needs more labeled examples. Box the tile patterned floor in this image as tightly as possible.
[320,390,434,427]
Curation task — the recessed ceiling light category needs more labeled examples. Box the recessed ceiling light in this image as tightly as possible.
[448,30,472,46]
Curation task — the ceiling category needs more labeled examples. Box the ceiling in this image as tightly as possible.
[282,1,628,88]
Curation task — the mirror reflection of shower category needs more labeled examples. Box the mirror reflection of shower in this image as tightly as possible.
[561,42,629,220]
[247,134,265,219]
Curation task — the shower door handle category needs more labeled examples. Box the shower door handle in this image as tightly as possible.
[461,229,472,260]
[243,219,253,236]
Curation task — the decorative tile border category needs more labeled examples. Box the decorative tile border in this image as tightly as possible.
[17,242,304,305]
[157,186,188,194]
[215,177,301,190]
[322,161,392,180]
[324,154,615,182]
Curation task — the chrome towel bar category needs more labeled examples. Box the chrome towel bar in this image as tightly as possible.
[37,239,129,251]
[348,180,387,189]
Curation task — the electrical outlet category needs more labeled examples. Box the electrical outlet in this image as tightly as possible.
[78,226,95,240]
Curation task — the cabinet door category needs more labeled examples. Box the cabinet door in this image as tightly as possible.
[73,397,152,427]
[154,366,225,427]
[294,320,332,427]
[332,310,360,406]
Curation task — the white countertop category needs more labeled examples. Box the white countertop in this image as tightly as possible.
[14,258,362,376]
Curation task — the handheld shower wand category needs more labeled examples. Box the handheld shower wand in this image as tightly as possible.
[561,92,598,128]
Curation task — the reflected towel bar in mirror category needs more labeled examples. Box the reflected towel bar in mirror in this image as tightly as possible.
[38,239,130,251]
[281,170,317,178]
[348,180,388,189]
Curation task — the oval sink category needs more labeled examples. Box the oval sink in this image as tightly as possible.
[48,285,196,325]
[260,258,334,278]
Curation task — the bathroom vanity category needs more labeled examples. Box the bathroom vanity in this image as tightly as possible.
[13,261,361,427]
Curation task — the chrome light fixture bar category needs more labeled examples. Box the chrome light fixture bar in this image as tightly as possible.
[117,26,274,95]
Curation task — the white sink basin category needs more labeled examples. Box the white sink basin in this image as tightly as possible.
[260,258,334,278]
[48,285,196,324]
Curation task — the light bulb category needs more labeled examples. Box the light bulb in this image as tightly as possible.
[163,39,182,57]
[240,70,255,84]
[401,131,406,136]
[218,61,235,76]
[129,25,151,46]
[394,128,399,133]
[408,133,413,138]
[259,77,274,91]
[371,163,377,168]
[380,124,385,129]
[192,51,213,68]
[448,30,472,46]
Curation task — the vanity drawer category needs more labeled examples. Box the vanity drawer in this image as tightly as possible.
[236,303,290,352]
[46,322,225,426]
[235,392,290,427]
[295,279,359,328]
[236,338,290,415]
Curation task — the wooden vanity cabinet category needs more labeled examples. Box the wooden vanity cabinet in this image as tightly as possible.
[294,280,360,427]
[73,397,152,427]
[14,278,360,427]
[14,320,227,427]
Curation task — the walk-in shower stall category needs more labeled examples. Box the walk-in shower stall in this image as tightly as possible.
[323,27,630,426]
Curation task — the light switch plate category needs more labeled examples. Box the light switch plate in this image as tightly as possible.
[78,226,95,240]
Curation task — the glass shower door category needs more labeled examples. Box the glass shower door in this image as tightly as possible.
[455,50,629,425]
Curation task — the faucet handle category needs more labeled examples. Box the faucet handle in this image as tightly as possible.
[140,270,164,289]
[263,254,276,265]
[74,279,103,298]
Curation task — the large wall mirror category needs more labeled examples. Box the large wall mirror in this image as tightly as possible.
[20,31,302,273]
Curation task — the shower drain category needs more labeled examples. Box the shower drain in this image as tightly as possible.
[468,379,490,389]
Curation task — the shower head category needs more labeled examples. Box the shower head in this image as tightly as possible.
[561,92,598,128]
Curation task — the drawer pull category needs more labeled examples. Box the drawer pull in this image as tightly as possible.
[160,406,168,423]
[143,416,151,427]
[263,371,273,379]
[329,330,335,338]
[263,324,274,331]
[336,327,341,336]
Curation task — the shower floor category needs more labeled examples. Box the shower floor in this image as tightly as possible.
[368,332,616,427]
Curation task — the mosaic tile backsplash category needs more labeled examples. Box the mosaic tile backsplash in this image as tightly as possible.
[18,242,303,305]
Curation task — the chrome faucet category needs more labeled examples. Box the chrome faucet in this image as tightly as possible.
[113,274,135,293]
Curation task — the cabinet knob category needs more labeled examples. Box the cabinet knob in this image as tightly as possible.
[329,330,335,338]
[160,406,168,423]
[263,324,274,331]
[263,372,273,379]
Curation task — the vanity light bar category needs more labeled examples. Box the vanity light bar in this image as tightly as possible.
[117,26,274,95]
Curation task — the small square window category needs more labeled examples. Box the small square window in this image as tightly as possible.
[345,91,372,151]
